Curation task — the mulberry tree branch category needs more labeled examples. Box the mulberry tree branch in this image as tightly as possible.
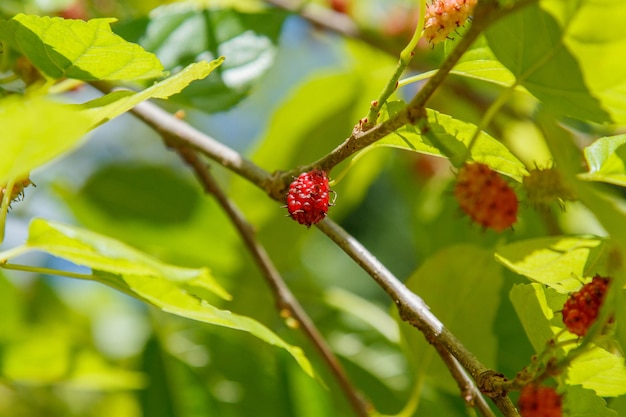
[119,97,518,416]
[169,144,371,417]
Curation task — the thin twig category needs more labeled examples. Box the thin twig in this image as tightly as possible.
[275,0,539,176]
[310,3,490,173]
[361,0,425,130]
[315,219,520,416]
[170,145,371,417]
[432,343,496,417]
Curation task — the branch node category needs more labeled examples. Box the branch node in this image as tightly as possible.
[477,370,509,398]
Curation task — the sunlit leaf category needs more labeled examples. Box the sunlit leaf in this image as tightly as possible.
[81,59,223,127]
[451,59,518,88]
[19,219,314,378]
[0,95,92,184]
[26,218,230,301]
[377,102,528,181]
[568,346,626,397]
[0,59,219,185]
[495,236,608,293]
[509,283,564,352]
[0,14,164,80]
[121,273,314,379]
[448,37,520,88]
[486,1,626,123]
[581,135,626,187]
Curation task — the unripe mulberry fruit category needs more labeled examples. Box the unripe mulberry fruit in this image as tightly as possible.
[562,275,610,337]
[454,162,518,232]
[518,384,562,417]
[286,170,331,227]
[523,166,576,210]
[424,0,478,44]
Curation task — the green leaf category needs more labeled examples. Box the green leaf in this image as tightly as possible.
[398,245,502,393]
[451,59,518,88]
[565,385,619,417]
[124,4,287,112]
[0,14,164,80]
[486,1,626,123]
[122,273,314,380]
[509,283,564,352]
[26,218,230,301]
[567,346,626,397]
[81,59,223,127]
[20,219,314,378]
[495,236,608,293]
[448,36,520,88]
[581,135,626,187]
[0,59,220,188]
[377,102,528,181]
[0,95,92,184]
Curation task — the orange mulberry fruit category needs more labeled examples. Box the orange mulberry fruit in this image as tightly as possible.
[454,162,518,232]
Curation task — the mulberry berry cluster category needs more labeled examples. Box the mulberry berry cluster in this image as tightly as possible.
[454,162,518,232]
[518,384,562,417]
[562,275,610,337]
[424,0,478,44]
[286,169,331,227]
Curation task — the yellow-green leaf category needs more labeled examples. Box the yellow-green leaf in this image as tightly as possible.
[0,14,164,80]
[581,135,626,187]
[15,219,314,378]
[495,236,608,293]
[81,59,224,127]
[0,96,92,184]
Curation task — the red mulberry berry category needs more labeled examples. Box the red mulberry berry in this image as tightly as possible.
[518,384,562,417]
[286,170,331,227]
[562,275,610,337]
[454,162,518,232]
[424,0,478,44]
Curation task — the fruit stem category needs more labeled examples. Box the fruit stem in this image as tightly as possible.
[361,0,426,130]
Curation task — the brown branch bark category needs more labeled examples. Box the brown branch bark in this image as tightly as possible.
[170,145,371,417]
